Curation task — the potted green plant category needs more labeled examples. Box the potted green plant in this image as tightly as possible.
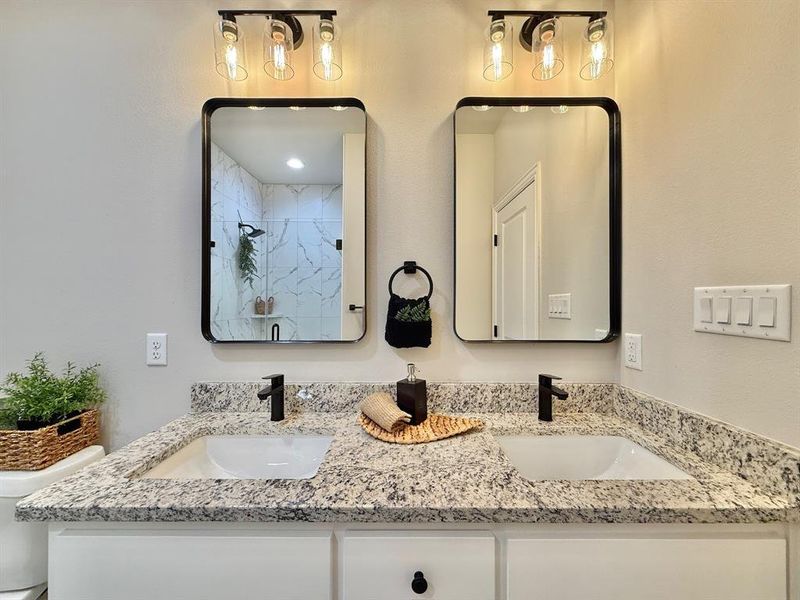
[0,352,106,430]
[0,353,105,471]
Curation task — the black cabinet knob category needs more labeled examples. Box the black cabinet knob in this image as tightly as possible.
[411,571,428,594]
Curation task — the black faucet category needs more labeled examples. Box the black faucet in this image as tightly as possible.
[257,374,285,421]
[538,374,569,422]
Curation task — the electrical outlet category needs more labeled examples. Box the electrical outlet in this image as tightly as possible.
[624,333,642,371]
[146,333,168,366]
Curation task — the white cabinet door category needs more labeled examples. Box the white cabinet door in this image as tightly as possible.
[49,529,332,600]
[507,537,786,600]
[341,532,495,600]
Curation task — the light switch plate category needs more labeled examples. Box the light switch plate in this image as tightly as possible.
[624,333,643,371]
[146,333,168,366]
[548,293,572,319]
[693,285,791,341]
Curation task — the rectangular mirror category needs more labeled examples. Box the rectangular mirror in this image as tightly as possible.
[202,98,366,343]
[454,98,620,342]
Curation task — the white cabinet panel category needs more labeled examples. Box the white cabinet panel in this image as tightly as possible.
[49,529,331,600]
[507,537,786,600]
[341,532,495,600]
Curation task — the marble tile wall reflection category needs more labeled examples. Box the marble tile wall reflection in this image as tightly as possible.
[210,142,266,341]
[264,184,342,340]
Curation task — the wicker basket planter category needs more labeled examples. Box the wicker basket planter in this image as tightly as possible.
[0,409,100,471]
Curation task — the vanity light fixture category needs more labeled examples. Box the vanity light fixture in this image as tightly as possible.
[286,158,305,169]
[580,16,614,80]
[313,16,343,81]
[264,16,297,80]
[213,9,340,82]
[486,10,614,82]
[214,15,248,81]
[483,17,513,81]
[529,17,564,81]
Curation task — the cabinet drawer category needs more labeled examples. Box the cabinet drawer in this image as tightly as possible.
[341,532,495,600]
[49,529,332,600]
[507,537,786,600]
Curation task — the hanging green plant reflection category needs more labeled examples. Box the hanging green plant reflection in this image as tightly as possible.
[238,232,259,288]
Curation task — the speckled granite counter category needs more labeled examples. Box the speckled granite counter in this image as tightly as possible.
[16,408,798,524]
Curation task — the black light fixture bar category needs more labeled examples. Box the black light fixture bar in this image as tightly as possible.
[487,10,606,19]
[488,10,608,53]
[218,9,337,18]
[217,9,337,52]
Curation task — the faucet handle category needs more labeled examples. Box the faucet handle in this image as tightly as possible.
[539,373,562,385]
[262,374,284,386]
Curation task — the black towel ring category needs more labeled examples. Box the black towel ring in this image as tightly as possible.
[388,261,434,300]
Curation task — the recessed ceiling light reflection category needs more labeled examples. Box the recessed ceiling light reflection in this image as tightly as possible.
[512,106,532,113]
[329,106,348,111]
[286,158,305,169]
[471,105,492,112]
[248,106,266,111]
[550,105,569,114]
[289,106,306,111]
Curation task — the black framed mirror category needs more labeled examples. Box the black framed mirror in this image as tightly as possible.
[454,97,620,342]
[202,97,367,343]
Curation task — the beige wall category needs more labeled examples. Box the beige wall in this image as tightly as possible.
[615,0,800,446]
[0,0,617,450]
[493,107,610,340]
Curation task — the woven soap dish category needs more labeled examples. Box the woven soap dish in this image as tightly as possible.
[359,412,484,444]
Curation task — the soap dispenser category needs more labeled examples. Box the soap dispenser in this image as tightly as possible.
[397,363,427,425]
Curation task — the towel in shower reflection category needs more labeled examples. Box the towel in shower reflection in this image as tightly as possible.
[359,392,411,432]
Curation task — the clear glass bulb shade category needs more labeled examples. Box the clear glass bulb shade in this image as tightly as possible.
[264,18,295,81]
[531,17,564,81]
[213,19,248,81]
[313,18,343,81]
[483,19,513,81]
[580,17,614,80]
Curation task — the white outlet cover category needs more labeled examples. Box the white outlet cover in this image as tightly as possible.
[693,285,791,342]
[146,333,168,366]
[624,333,643,371]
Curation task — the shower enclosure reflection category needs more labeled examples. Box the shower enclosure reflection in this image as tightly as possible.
[202,99,366,342]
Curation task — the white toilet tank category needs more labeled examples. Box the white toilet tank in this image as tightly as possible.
[0,445,105,592]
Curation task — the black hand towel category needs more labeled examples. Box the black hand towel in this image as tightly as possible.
[385,294,432,348]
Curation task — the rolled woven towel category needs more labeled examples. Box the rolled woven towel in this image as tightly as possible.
[360,392,411,432]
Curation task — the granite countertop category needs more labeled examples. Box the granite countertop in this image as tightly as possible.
[15,410,797,524]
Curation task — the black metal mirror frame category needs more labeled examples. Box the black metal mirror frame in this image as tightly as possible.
[453,96,621,343]
[201,97,367,343]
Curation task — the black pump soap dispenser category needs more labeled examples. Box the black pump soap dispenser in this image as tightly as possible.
[397,363,427,425]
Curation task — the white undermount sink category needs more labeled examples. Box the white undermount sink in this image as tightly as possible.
[497,435,693,481]
[139,435,333,480]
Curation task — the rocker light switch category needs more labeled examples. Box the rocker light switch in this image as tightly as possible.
[734,296,753,325]
[699,297,713,323]
[757,296,777,327]
[715,296,732,324]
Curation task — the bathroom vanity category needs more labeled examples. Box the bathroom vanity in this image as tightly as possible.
[16,383,799,599]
